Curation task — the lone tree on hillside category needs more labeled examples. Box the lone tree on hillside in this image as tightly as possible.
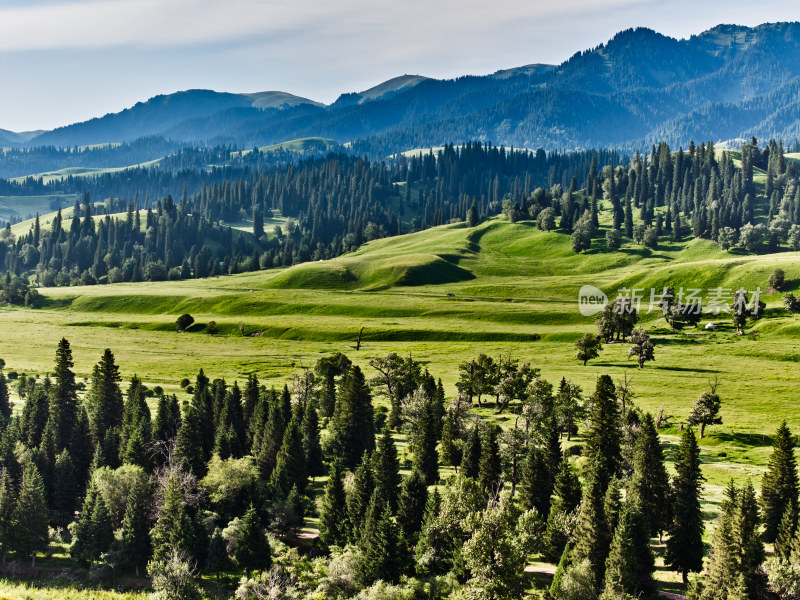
[627,328,654,368]
[575,334,602,366]
[176,314,194,332]
[687,379,722,439]
[770,268,786,291]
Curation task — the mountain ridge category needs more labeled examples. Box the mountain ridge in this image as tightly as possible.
[6,21,800,154]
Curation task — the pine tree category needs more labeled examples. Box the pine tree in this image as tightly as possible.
[121,476,151,576]
[50,338,78,451]
[440,409,462,470]
[519,445,552,516]
[372,427,401,511]
[583,375,621,492]
[52,449,77,522]
[319,461,348,548]
[359,501,405,584]
[396,469,429,541]
[468,198,479,227]
[175,405,205,476]
[301,396,324,477]
[151,474,198,563]
[478,423,503,495]
[572,474,609,586]
[629,413,671,539]
[347,453,374,542]
[0,371,10,423]
[0,470,16,566]
[270,409,307,498]
[665,428,704,585]
[328,366,375,469]
[461,423,482,479]
[233,505,271,574]
[87,349,123,447]
[12,464,49,567]
[601,501,654,597]
[414,401,439,485]
[761,421,798,542]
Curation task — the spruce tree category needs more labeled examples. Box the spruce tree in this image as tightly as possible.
[175,405,205,476]
[328,366,375,469]
[478,423,502,495]
[372,427,401,511]
[50,338,78,452]
[12,464,49,567]
[629,413,671,539]
[0,470,16,566]
[665,427,704,584]
[52,449,77,522]
[233,505,271,575]
[461,423,482,479]
[761,421,798,543]
[270,409,307,498]
[414,401,439,485]
[359,501,405,584]
[572,473,609,586]
[301,396,324,477]
[319,461,348,548]
[396,469,429,541]
[583,374,621,492]
[151,474,198,563]
[87,349,123,447]
[519,445,553,517]
[347,453,374,543]
[601,501,654,597]
[121,476,151,576]
[0,371,10,423]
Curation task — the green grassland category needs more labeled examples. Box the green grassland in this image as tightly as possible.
[1,214,797,591]
[0,194,76,224]
[8,159,163,185]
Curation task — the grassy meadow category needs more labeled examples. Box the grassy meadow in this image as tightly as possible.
[1,215,798,592]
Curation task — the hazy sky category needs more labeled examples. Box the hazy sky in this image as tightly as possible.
[0,0,798,132]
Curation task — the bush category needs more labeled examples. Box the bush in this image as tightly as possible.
[770,268,786,291]
[148,550,202,600]
[176,314,194,332]
[605,228,621,250]
[785,293,800,314]
[643,226,658,249]
[180,378,191,388]
[206,321,219,335]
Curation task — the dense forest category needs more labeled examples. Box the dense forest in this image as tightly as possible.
[0,337,795,599]
[0,143,620,297]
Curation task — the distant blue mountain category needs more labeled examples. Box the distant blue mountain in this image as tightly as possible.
[11,22,800,153]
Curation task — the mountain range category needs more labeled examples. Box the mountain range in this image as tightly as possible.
[5,22,800,155]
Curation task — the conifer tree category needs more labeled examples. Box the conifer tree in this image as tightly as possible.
[121,475,151,576]
[52,449,77,522]
[87,349,123,447]
[12,464,49,567]
[328,366,375,469]
[50,338,78,451]
[372,427,401,511]
[396,469,429,541]
[440,409,463,470]
[347,454,374,542]
[461,423,482,479]
[583,375,621,492]
[0,371,10,423]
[572,473,609,586]
[0,470,16,566]
[519,445,552,516]
[761,421,798,543]
[414,401,439,485]
[478,423,503,495]
[629,413,671,539]
[359,501,405,584]
[665,428,704,584]
[319,461,348,548]
[601,501,654,598]
[151,474,198,563]
[70,407,93,491]
[233,505,271,575]
[175,405,205,476]
[270,409,307,498]
[301,396,324,477]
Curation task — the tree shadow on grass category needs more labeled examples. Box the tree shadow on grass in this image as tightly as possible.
[655,365,721,373]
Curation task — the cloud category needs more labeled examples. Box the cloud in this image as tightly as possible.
[0,0,644,51]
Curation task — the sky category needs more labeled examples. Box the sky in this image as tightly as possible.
[0,0,799,132]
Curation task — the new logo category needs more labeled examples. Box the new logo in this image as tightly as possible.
[578,285,607,317]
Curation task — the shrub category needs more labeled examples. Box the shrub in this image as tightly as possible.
[175,314,194,332]
[770,268,786,291]
[148,549,202,600]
